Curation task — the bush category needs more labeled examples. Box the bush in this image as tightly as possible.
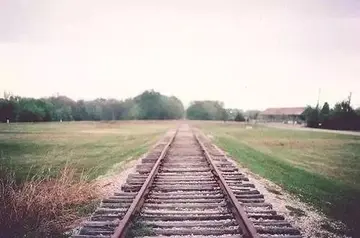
[234,112,246,122]
[303,101,360,131]
[302,106,320,128]
[324,101,360,130]
[186,101,227,121]
[356,108,360,116]
[0,166,97,237]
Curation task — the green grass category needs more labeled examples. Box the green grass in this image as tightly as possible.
[195,121,360,236]
[0,121,175,182]
[0,121,176,237]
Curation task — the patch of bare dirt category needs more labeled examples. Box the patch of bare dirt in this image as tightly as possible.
[95,157,141,197]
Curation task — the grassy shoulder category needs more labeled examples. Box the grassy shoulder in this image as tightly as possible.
[0,121,175,237]
[195,121,360,236]
[0,121,174,181]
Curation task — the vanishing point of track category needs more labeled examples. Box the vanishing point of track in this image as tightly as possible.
[73,124,302,238]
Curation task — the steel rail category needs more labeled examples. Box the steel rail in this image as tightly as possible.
[111,128,179,238]
[194,132,259,238]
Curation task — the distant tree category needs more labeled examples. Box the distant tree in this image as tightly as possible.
[234,112,245,122]
[320,102,330,115]
[0,90,185,122]
[326,100,359,130]
[226,109,243,121]
[0,98,17,122]
[134,90,184,120]
[72,100,88,121]
[167,96,185,119]
[333,100,353,114]
[16,98,47,122]
[84,100,100,120]
[186,102,211,120]
[302,99,360,131]
[122,99,139,119]
[356,107,360,116]
[37,99,55,121]
[186,101,226,120]
[225,109,259,121]
[245,110,260,120]
[302,106,320,128]
[221,108,228,122]
[46,96,75,121]
[319,102,330,126]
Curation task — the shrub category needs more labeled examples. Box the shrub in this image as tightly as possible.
[234,112,246,122]
[302,106,320,128]
[0,165,97,237]
[186,101,227,121]
[303,101,360,131]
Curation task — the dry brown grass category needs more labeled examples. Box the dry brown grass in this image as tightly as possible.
[0,165,98,238]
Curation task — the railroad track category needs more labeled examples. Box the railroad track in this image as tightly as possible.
[73,124,302,238]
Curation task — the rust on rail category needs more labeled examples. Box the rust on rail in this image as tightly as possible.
[194,132,259,238]
[111,128,179,238]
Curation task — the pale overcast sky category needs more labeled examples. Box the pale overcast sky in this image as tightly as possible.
[0,0,359,110]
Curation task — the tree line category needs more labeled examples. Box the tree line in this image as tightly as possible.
[186,101,227,120]
[0,91,258,123]
[186,101,259,122]
[6,89,359,131]
[302,99,360,131]
[0,90,184,122]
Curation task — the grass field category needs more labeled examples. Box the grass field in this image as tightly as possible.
[0,121,175,237]
[0,121,175,181]
[195,121,360,236]
[2,120,360,236]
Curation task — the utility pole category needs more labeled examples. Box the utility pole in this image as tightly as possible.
[347,92,352,112]
[348,92,352,105]
[316,88,321,108]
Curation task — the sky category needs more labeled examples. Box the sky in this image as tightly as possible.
[0,0,359,110]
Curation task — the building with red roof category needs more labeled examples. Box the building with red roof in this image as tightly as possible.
[259,107,306,124]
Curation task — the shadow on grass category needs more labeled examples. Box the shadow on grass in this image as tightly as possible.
[217,137,360,237]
